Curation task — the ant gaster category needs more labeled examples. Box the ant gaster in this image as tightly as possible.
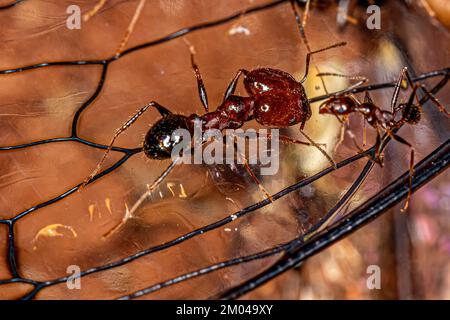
[80,0,347,235]
[318,67,449,211]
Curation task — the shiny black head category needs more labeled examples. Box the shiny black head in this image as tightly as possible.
[144,114,191,160]
[400,103,422,125]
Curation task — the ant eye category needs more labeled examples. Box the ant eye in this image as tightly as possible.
[260,104,270,112]
[255,82,270,93]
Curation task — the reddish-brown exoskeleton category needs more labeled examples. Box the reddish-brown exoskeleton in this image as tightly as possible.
[80,0,347,236]
[318,67,449,211]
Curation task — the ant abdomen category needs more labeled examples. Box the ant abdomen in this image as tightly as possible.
[143,114,191,160]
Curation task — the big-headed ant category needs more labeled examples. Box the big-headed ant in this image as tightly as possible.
[80,0,350,236]
[318,67,449,211]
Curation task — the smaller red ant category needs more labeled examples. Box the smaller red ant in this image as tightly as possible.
[317,67,449,211]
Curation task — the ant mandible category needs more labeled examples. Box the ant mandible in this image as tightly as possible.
[80,0,348,234]
[318,67,449,211]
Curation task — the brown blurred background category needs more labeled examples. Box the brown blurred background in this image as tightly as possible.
[0,0,449,299]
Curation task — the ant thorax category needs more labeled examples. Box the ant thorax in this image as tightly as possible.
[196,96,253,131]
[376,109,396,128]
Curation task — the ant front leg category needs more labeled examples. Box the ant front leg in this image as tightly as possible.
[102,159,180,238]
[79,101,172,190]
[187,44,209,112]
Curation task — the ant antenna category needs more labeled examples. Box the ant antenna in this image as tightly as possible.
[290,0,311,53]
[315,72,368,94]
[290,0,346,83]
[184,39,209,112]
[79,101,171,190]
[116,0,147,55]
[83,0,106,22]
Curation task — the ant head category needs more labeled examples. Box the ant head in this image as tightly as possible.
[319,96,352,115]
[143,114,191,160]
[400,103,422,124]
[318,100,332,114]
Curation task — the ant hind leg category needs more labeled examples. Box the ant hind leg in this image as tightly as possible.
[299,129,337,169]
[386,130,415,212]
[418,84,450,116]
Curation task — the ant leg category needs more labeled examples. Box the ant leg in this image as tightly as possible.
[223,69,249,102]
[374,126,384,166]
[315,66,329,94]
[362,115,367,147]
[315,72,368,93]
[385,130,415,212]
[333,113,365,154]
[299,129,337,169]
[390,67,408,112]
[364,90,373,103]
[315,68,367,152]
[79,101,171,190]
[290,0,346,83]
[334,115,350,151]
[186,43,209,112]
[276,134,320,146]
[258,131,326,147]
[299,42,347,84]
[103,203,132,238]
[102,159,179,238]
[395,71,449,116]
[231,135,273,202]
[300,45,349,84]
[315,67,345,152]
[116,0,147,55]
[393,84,419,123]
[83,0,107,22]
[417,84,450,116]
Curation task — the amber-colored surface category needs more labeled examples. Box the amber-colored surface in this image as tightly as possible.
[0,0,449,299]
[426,0,450,28]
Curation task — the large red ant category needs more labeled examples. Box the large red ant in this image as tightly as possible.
[318,67,449,211]
[80,0,351,236]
